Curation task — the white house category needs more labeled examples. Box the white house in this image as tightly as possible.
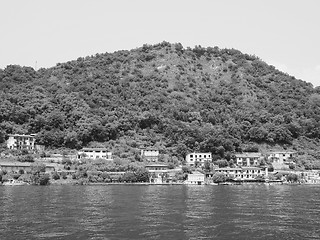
[185,171,205,185]
[7,134,37,151]
[214,167,267,181]
[77,148,112,160]
[267,151,296,165]
[141,148,159,162]
[145,164,169,183]
[235,152,262,166]
[186,152,212,167]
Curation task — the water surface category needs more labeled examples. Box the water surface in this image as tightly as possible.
[0,184,319,239]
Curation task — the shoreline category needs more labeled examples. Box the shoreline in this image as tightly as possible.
[2,180,317,186]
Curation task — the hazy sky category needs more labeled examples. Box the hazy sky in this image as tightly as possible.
[1,0,320,86]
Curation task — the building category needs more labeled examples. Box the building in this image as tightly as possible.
[185,171,205,185]
[77,148,112,160]
[0,162,55,174]
[7,134,37,151]
[213,167,267,181]
[267,151,296,165]
[235,152,262,166]
[145,164,169,183]
[186,152,212,167]
[141,148,159,162]
[298,170,320,184]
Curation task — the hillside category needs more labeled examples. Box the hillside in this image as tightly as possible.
[1,41,320,165]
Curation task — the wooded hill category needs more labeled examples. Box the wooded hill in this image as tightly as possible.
[1,41,320,164]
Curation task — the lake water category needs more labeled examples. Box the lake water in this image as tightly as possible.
[0,184,320,240]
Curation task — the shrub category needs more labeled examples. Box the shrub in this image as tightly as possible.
[17,154,34,162]
[52,171,60,180]
[61,171,68,179]
[39,174,50,185]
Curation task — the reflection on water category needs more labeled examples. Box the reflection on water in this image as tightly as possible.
[0,185,320,239]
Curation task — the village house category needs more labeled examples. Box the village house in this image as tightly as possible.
[141,148,159,162]
[185,152,212,167]
[302,170,320,184]
[145,163,169,183]
[185,171,205,185]
[212,166,267,181]
[0,162,55,174]
[267,151,296,169]
[7,134,37,151]
[235,152,262,167]
[77,148,112,160]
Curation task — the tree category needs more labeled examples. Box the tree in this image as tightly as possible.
[182,166,192,174]
[39,174,50,185]
[216,159,228,168]
[203,160,212,172]
[52,171,60,180]
[30,163,48,185]
[286,173,298,182]
[212,172,227,183]
[135,168,149,182]
[122,172,137,183]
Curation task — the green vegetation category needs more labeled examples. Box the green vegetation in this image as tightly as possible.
[1,42,320,166]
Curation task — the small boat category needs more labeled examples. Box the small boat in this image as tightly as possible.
[2,179,28,186]
[208,182,218,185]
[219,182,232,185]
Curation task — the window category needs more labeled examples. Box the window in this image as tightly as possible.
[199,155,202,158]
[204,155,206,158]
[190,155,193,158]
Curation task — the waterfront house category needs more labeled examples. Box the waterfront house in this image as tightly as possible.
[300,170,320,184]
[141,148,159,162]
[185,171,205,185]
[185,152,212,167]
[0,162,55,174]
[7,134,37,151]
[145,163,169,183]
[213,167,267,181]
[235,152,262,167]
[77,148,112,160]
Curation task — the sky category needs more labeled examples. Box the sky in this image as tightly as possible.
[1,0,320,86]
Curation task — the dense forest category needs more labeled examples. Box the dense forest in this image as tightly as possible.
[1,41,320,164]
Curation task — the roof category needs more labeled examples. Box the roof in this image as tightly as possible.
[45,164,56,168]
[216,167,242,171]
[235,152,262,158]
[242,167,263,170]
[8,134,36,138]
[145,164,169,167]
[81,148,108,151]
[267,151,296,154]
[0,162,55,168]
[0,162,32,167]
[142,148,159,151]
[187,152,211,155]
[189,171,205,175]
